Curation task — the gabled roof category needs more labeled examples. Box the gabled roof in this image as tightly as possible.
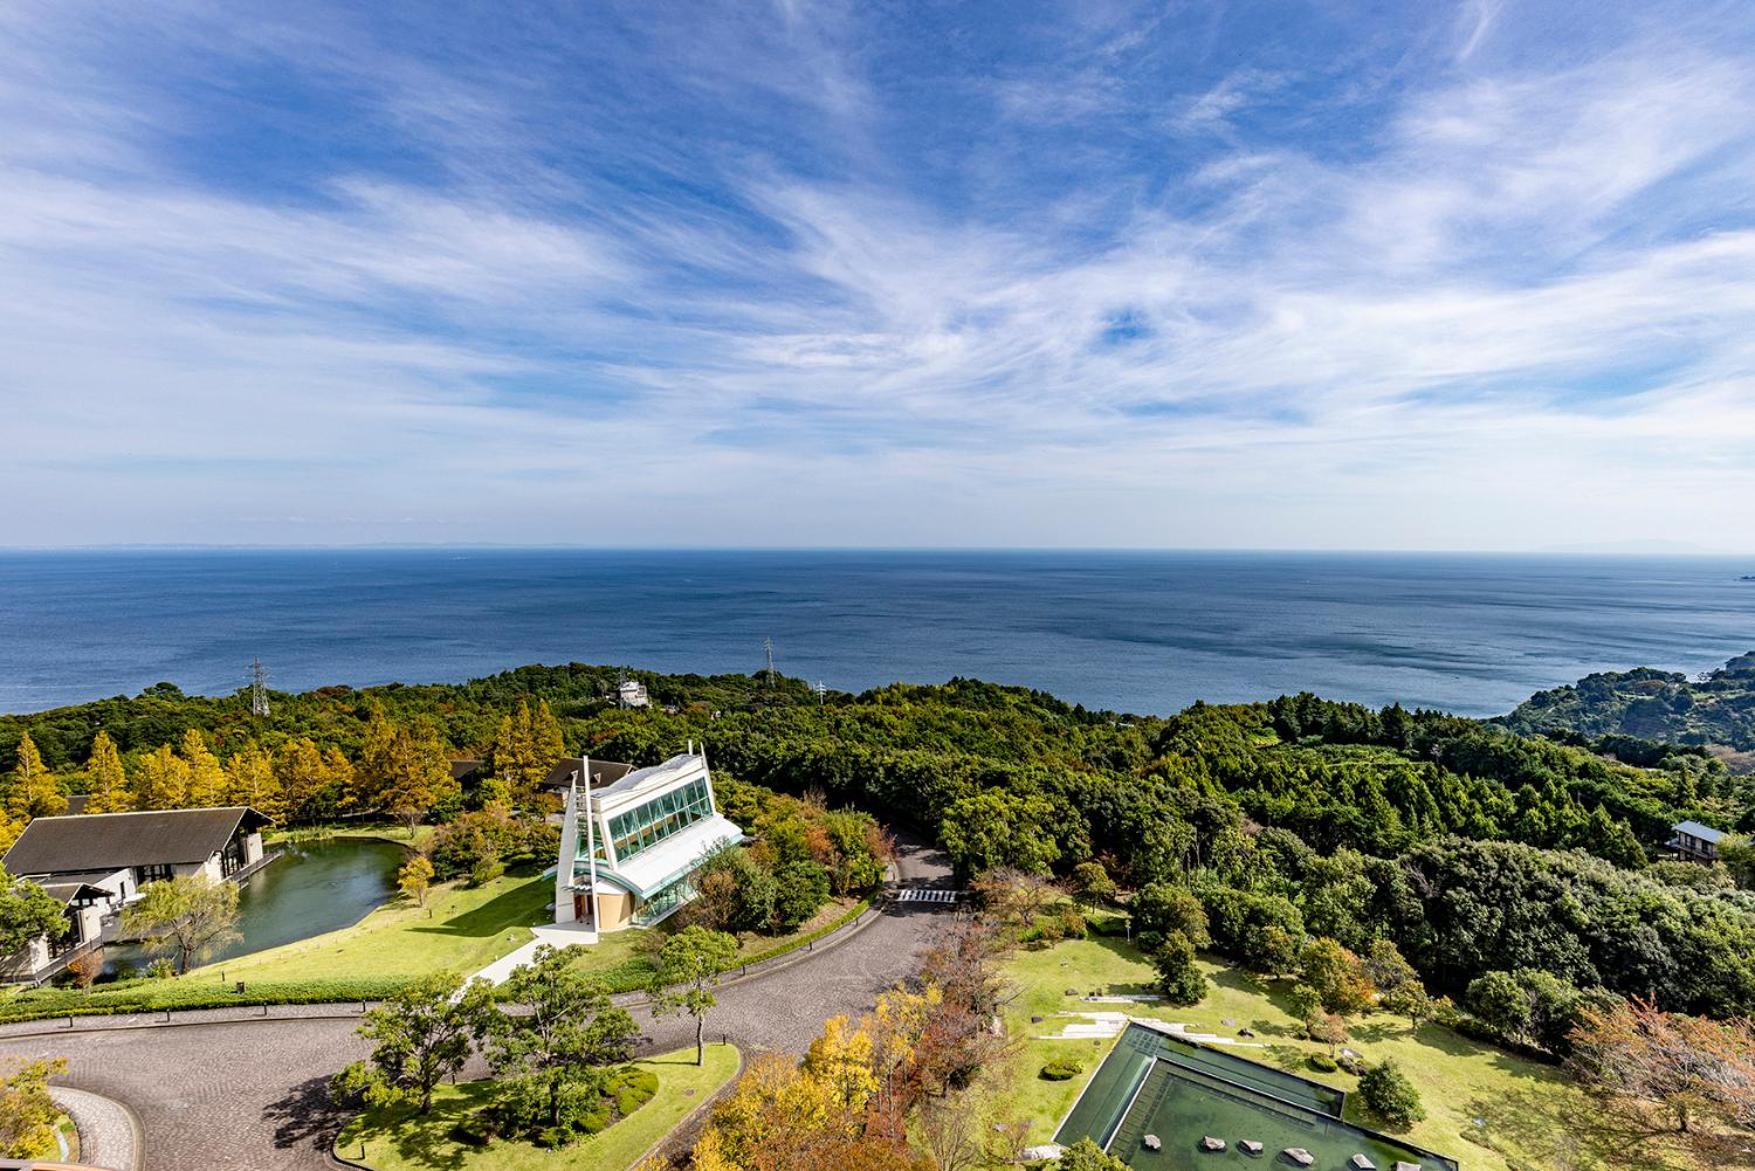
[36,881,111,905]
[545,757,635,790]
[3,807,271,877]
[1672,820,1726,844]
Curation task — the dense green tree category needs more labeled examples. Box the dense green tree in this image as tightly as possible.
[1130,881,1210,949]
[351,971,494,1114]
[1053,1138,1130,1171]
[939,790,1061,877]
[1467,970,1532,1039]
[0,869,67,961]
[485,944,638,1135]
[1358,1061,1425,1129]
[772,859,832,931]
[1069,860,1116,906]
[1148,931,1208,1007]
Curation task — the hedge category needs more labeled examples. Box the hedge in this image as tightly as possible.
[0,895,878,1022]
[0,975,412,1024]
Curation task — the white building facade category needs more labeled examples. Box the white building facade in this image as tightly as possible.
[554,748,742,933]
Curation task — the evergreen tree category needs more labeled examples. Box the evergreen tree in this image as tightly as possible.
[84,731,130,814]
[1359,1060,1425,1128]
[1149,930,1209,1006]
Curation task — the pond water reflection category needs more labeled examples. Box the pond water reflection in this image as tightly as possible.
[106,836,405,975]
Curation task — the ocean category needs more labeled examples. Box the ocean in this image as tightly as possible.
[0,549,1751,717]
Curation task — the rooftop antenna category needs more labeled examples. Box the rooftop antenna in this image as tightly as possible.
[763,637,776,688]
[249,659,270,717]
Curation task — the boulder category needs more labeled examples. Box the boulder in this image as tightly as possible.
[1201,1136,1227,1152]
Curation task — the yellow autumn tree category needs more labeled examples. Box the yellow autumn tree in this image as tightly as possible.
[224,742,282,820]
[869,984,939,1108]
[532,700,565,769]
[804,1015,878,1112]
[180,729,226,808]
[84,731,130,814]
[132,744,190,810]
[704,1054,844,1166]
[276,739,328,823]
[5,732,65,820]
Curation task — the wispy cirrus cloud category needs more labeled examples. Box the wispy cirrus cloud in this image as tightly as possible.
[0,0,1753,549]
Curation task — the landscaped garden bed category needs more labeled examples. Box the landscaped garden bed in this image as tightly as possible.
[333,1043,739,1171]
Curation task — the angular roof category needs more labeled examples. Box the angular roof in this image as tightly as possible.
[1673,820,1726,844]
[3,807,271,877]
[594,753,700,800]
[596,814,744,898]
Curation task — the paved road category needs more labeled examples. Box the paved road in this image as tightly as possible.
[50,1085,140,1171]
[0,837,954,1171]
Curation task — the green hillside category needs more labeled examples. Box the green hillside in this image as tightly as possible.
[1504,651,1755,755]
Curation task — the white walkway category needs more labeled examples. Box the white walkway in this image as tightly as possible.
[469,921,599,986]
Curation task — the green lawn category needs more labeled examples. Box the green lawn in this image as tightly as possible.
[198,866,554,985]
[995,937,1706,1171]
[334,1043,741,1171]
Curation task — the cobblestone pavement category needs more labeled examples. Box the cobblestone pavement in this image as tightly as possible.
[0,836,956,1171]
[50,1085,140,1171]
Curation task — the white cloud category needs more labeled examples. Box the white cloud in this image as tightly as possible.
[0,1,1752,549]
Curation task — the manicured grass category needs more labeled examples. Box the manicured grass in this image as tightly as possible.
[563,894,875,994]
[996,937,1708,1171]
[334,1043,740,1171]
[203,865,553,985]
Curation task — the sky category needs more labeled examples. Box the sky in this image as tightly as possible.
[3,1,1754,551]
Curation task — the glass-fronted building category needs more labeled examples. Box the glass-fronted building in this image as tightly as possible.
[554,750,743,932]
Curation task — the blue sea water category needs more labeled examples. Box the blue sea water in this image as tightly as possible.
[0,549,1751,717]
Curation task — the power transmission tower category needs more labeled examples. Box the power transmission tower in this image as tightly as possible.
[249,659,271,717]
[813,680,827,706]
[763,638,775,688]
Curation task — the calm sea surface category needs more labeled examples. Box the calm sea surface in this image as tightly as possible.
[0,550,1751,717]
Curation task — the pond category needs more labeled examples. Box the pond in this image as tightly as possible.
[106,836,406,976]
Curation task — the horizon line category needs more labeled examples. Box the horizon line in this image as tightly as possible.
[0,542,1750,558]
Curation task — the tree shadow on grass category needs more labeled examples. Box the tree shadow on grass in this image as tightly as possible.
[342,1085,501,1171]
[411,883,547,939]
[1462,1087,1697,1171]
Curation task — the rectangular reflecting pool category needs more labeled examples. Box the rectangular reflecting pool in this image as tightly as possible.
[1054,1023,1456,1171]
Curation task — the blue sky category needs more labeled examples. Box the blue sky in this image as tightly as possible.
[3,1,1754,550]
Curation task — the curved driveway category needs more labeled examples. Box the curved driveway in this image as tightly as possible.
[0,837,953,1171]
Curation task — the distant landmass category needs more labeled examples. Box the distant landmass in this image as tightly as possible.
[1505,651,1755,755]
